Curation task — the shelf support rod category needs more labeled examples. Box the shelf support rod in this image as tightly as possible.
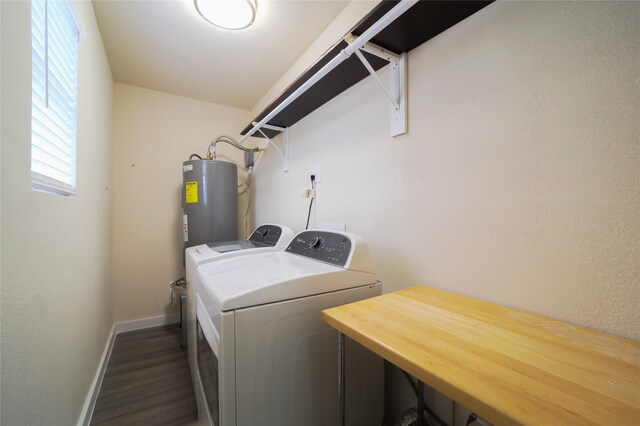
[257,128,281,154]
[238,0,418,145]
[258,123,287,132]
[253,122,289,172]
[350,37,407,136]
[353,48,399,110]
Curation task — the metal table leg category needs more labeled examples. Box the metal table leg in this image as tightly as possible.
[338,331,346,426]
[417,380,425,425]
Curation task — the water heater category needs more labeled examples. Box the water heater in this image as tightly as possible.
[182,159,238,251]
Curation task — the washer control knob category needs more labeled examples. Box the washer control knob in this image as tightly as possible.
[309,237,321,248]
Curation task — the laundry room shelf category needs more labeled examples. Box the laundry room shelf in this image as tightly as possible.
[241,0,494,139]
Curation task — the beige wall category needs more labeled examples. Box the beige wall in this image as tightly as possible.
[251,1,639,423]
[0,1,114,424]
[111,83,253,323]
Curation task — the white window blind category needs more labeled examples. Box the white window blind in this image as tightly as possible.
[31,0,80,195]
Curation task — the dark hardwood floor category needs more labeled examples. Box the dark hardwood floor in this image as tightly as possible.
[91,324,198,425]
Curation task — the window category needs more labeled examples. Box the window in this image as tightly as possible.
[31,0,80,195]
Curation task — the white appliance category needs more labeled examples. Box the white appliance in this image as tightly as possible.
[192,230,383,426]
[186,223,294,270]
[186,224,294,377]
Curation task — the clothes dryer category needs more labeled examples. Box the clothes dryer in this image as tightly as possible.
[193,230,383,426]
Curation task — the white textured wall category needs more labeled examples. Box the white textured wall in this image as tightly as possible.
[251,1,639,423]
[111,84,252,323]
[0,1,114,424]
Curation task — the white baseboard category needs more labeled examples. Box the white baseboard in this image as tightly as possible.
[114,314,179,334]
[77,314,180,425]
[77,324,116,426]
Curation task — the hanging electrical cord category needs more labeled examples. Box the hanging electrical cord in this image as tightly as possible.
[305,175,316,230]
[237,148,262,237]
[305,197,314,230]
[243,183,252,237]
[237,165,255,237]
[238,165,254,190]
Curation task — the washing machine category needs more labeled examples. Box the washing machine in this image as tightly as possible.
[186,224,294,397]
[193,229,383,426]
[186,223,294,270]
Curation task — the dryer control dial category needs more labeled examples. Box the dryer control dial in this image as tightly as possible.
[286,231,352,267]
[248,224,282,247]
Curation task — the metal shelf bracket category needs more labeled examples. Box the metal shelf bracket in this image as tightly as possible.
[253,122,289,172]
[349,36,408,137]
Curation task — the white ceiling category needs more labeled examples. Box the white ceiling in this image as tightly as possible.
[92,0,350,110]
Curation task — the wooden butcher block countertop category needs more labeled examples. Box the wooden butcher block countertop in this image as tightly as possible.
[321,286,640,425]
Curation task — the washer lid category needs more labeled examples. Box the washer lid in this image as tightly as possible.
[187,224,294,267]
[206,239,264,253]
[197,251,377,311]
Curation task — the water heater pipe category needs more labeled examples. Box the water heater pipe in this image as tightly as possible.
[207,134,259,161]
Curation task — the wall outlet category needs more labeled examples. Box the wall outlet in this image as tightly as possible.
[310,164,322,183]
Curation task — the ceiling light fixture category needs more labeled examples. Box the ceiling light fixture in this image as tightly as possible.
[194,0,257,30]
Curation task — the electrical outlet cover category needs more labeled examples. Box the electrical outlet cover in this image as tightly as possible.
[310,164,322,183]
